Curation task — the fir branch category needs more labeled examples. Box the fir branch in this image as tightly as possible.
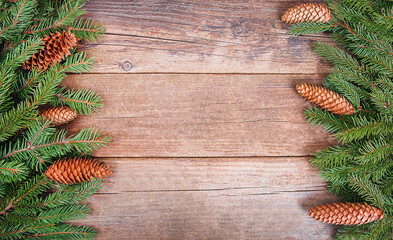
[334,224,370,239]
[323,71,362,108]
[333,65,373,89]
[0,67,15,114]
[53,87,103,115]
[313,41,361,70]
[0,0,107,237]
[0,175,48,215]
[7,204,89,224]
[312,145,354,169]
[1,120,109,170]
[0,66,63,142]
[13,69,43,99]
[0,184,7,199]
[26,0,86,36]
[22,224,95,239]
[0,160,28,183]
[0,223,56,240]
[68,178,103,202]
[362,54,393,76]
[368,86,393,115]
[0,38,42,69]
[61,51,93,73]
[289,21,335,36]
[69,17,105,42]
[305,106,351,133]
[356,137,391,164]
[0,0,35,41]
[348,173,385,208]
[18,178,103,209]
[335,115,393,143]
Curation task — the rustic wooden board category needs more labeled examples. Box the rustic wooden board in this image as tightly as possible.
[62,73,335,158]
[74,157,339,240]
[80,0,333,74]
[66,0,342,239]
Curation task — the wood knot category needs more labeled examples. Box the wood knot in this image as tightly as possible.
[121,61,132,71]
[231,20,249,37]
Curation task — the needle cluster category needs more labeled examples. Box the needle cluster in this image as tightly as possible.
[0,0,109,239]
[286,0,393,238]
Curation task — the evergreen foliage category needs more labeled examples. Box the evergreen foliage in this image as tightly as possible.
[289,0,393,238]
[0,0,108,239]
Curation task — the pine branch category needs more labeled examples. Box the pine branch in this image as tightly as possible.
[1,120,109,170]
[290,21,335,36]
[0,184,7,199]
[335,115,393,143]
[323,71,362,109]
[13,69,43,99]
[0,0,107,237]
[0,160,28,183]
[0,0,35,41]
[17,178,103,209]
[0,67,15,114]
[312,145,354,169]
[0,66,63,142]
[53,87,103,115]
[305,106,351,133]
[69,17,105,42]
[26,0,87,37]
[22,224,95,239]
[7,204,89,224]
[0,223,56,240]
[61,51,93,73]
[0,175,48,216]
[0,38,42,69]
[313,41,361,70]
[348,173,385,208]
[356,137,392,164]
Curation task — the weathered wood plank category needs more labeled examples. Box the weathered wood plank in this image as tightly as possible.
[74,157,338,240]
[81,0,333,74]
[62,73,335,158]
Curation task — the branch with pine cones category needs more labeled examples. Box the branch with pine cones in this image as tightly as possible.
[0,0,110,239]
[283,0,393,238]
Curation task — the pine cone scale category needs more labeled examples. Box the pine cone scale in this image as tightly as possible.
[282,3,332,24]
[23,30,77,71]
[296,83,355,115]
[309,202,384,225]
[45,158,112,185]
[40,106,77,125]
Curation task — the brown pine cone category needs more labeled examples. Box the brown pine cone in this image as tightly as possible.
[40,106,77,125]
[23,30,77,71]
[296,83,356,115]
[282,3,332,24]
[45,158,112,185]
[309,202,384,225]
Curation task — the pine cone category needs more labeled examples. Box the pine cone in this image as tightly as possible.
[309,202,384,225]
[281,3,332,24]
[45,158,112,185]
[23,30,77,71]
[40,106,77,125]
[296,83,355,115]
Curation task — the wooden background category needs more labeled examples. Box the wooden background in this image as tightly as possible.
[68,0,341,239]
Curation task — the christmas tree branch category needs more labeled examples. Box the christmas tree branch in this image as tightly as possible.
[0,176,47,215]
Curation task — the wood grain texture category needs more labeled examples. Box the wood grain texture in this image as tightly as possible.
[79,0,334,74]
[74,157,339,240]
[65,0,342,239]
[62,73,335,158]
